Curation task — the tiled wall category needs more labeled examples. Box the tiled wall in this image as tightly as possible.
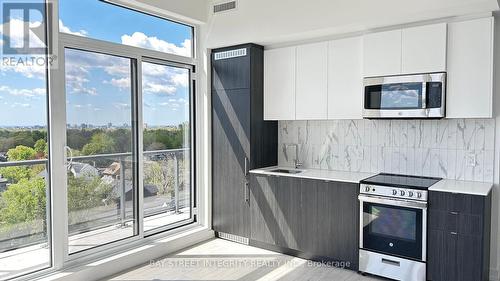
[278,119,496,182]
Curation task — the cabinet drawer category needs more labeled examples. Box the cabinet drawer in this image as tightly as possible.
[429,191,483,215]
[429,210,482,236]
[428,210,458,232]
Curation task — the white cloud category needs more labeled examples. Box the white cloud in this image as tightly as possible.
[64,49,132,96]
[121,32,191,57]
[106,78,131,89]
[113,103,131,110]
[59,20,88,37]
[143,83,176,95]
[11,102,31,108]
[0,85,46,97]
[141,62,189,98]
[171,72,189,87]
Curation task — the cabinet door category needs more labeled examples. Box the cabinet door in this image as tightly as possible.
[212,88,250,237]
[296,42,328,120]
[264,47,296,120]
[363,30,402,77]
[427,230,458,281]
[249,175,277,244]
[402,23,447,74]
[274,176,302,250]
[327,37,363,119]
[457,234,483,281]
[316,181,359,266]
[446,17,494,118]
[299,178,320,252]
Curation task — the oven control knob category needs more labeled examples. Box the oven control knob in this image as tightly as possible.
[408,191,414,197]
[400,190,405,196]
[392,189,397,195]
[417,192,422,198]
[365,185,371,192]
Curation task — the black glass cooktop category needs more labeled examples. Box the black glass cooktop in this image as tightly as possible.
[360,173,442,190]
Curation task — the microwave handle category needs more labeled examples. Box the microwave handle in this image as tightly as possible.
[422,82,427,109]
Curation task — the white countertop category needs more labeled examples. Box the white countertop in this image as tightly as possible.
[249,166,375,184]
[429,179,493,196]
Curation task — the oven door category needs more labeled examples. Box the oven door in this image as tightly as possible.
[359,195,427,262]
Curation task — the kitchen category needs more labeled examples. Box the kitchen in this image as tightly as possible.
[4,1,500,281]
[211,6,497,281]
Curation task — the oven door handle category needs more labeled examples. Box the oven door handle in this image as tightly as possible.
[358,194,427,210]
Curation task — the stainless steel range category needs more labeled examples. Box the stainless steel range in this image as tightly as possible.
[358,173,442,281]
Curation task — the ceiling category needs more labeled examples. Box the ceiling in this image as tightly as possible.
[130,0,499,48]
[204,0,499,48]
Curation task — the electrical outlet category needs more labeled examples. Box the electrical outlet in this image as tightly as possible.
[466,152,477,167]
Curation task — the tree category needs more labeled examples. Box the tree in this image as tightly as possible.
[6,145,36,161]
[0,146,37,183]
[82,133,116,155]
[34,139,48,156]
[67,174,115,213]
[0,177,46,225]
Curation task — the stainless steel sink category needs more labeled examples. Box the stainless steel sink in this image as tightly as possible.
[269,168,303,174]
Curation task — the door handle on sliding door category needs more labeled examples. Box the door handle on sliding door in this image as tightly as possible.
[64,146,73,170]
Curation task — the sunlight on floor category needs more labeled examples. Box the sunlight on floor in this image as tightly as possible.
[107,239,383,281]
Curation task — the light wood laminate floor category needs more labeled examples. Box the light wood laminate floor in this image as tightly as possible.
[106,238,384,281]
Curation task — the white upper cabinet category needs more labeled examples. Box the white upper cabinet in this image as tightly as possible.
[264,47,296,120]
[363,30,402,77]
[402,23,447,74]
[296,42,328,120]
[328,37,363,119]
[364,24,447,77]
[446,17,494,119]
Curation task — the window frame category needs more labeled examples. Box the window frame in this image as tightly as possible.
[57,32,198,261]
[140,57,196,236]
[4,1,201,279]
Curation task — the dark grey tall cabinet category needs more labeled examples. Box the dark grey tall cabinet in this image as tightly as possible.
[211,44,278,241]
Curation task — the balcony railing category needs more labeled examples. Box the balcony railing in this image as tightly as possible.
[0,148,190,253]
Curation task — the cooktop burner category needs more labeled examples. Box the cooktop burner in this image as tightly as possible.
[360,173,442,190]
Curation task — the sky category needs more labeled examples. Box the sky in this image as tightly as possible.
[0,0,192,127]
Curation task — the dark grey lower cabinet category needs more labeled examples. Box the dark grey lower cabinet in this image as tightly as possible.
[249,174,359,270]
[427,190,491,281]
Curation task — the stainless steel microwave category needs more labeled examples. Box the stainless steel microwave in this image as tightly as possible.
[363,73,446,119]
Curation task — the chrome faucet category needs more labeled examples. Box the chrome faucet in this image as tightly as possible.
[285,143,302,169]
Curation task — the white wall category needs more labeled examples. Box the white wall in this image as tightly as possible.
[205,0,499,48]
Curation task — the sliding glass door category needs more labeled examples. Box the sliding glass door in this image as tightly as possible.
[64,48,138,254]
[141,61,193,233]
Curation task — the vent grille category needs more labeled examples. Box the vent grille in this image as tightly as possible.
[213,1,237,13]
[217,232,249,245]
[214,48,247,60]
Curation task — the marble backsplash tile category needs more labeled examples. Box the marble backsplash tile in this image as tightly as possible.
[278,119,496,182]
